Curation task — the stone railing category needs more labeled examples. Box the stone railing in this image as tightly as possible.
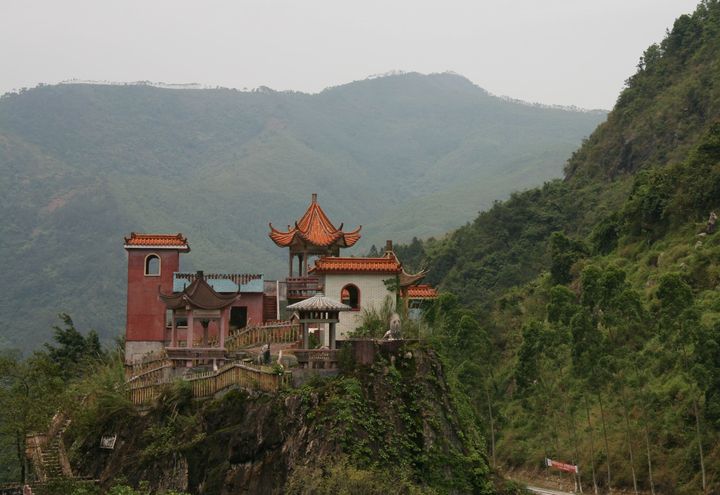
[293,349,340,369]
[128,363,290,406]
[226,322,301,350]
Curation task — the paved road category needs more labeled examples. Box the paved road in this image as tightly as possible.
[526,486,574,495]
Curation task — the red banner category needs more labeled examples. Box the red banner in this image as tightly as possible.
[545,458,578,473]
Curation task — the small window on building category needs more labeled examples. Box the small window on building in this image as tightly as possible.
[341,284,360,310]
[145,254,160,276]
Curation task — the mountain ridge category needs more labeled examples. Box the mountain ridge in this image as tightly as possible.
[0,72,604,351]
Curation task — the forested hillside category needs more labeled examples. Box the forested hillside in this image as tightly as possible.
[400,1,720,492]
[0,72,604,351]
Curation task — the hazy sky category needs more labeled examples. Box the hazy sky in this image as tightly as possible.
[0,0,700,109]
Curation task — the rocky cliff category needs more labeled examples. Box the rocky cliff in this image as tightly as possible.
[65,343,512,494]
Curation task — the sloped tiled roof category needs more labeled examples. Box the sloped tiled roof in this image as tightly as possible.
[311,252,403,274]
[286,293,351,312]
[160,271,238,310]
[406,284,438,299]
[124,232,189,251]
[269,194,361,249]
[399,270,426,287]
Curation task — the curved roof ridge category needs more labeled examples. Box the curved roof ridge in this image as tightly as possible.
[160,271,238,310]
[269,194,362,248]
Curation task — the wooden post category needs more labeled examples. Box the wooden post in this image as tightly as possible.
[329,322,336,350]
[289,250,293,277]
[303,322,309,349]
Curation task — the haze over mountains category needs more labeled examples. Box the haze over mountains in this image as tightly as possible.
[0,72,605,350]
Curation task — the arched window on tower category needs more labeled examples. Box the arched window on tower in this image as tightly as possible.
[145,254,161,276]
[341,284,360,311]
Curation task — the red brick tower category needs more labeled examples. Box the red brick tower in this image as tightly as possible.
[123,233,190,363]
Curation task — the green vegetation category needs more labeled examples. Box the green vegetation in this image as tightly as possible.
[0,72,604,351]
[285,460,437,495]
[395,2,720,492]
[0,314,108,483]
[1,317,499,493]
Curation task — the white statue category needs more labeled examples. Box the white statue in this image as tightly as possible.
[383,312,402,340]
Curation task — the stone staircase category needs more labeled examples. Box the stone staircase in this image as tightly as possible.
[26,414,73,483]
[38,434,64,480]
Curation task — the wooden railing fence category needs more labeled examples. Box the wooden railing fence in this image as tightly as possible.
[128,363,290,406]
[126,363,173,389]
[226,322,301,350]
[124,353,171,379]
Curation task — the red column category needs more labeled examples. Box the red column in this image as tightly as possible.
[220,308,228,349]
[187,310,194,349]
[171,311,177,347]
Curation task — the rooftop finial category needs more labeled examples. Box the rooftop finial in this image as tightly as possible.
[386,240,393,253]
[311,193,317,203]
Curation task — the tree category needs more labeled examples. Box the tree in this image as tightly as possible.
[549,232,587,285]
[0,353,64,482]
[44,313,105,381]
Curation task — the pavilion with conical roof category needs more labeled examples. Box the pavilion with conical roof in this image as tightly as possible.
[270,193,361,301]
[270,193,361,278]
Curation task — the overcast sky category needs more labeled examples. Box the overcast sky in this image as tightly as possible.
[0,0,701,109]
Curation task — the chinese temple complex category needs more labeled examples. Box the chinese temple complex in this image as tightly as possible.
[124,194,437,365]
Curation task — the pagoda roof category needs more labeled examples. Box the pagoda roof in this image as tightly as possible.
[269,193,361,249]
[406,284,438,299]
[160,271,238,310]
[124,232,190,251]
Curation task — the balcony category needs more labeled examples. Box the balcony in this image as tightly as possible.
[286,276,323,300]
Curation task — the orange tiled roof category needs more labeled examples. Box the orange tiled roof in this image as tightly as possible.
[124,233,189,250]
[311,253,402,274]
[269,194,361,248]
[406,284,438,299]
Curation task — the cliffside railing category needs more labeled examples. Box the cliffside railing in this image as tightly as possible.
[128,362,290,406]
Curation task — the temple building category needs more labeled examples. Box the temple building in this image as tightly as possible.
[270,193,361,301]
[123,233,271,364]
[123,193,437,364]
[269,195,435,341]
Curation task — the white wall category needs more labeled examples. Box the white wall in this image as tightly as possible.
[322,273,395,339]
